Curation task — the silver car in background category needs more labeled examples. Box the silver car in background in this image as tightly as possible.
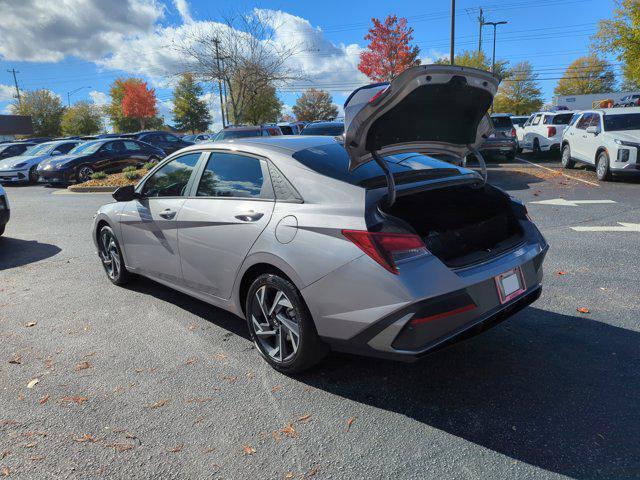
[93,66,548,373]
[0,140,81,183]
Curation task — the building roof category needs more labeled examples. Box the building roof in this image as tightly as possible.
[0,115,33,135]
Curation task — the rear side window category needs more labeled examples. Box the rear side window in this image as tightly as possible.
[196,152,269,199]
[301,124,344,136]
[124,141,141,151]
[141,152,201,197]
[551,113,573,125]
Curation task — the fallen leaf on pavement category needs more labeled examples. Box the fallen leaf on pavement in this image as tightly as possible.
[306,466,319,477]
[168,444,183,453]
[1,466,9,477]
[25,321,37,327]
[23,443,37,448]
[30,455,45,461]
[271,431,281,443]
[556,271,567,275]
[203,447,216,453]
[213,353,227,361]
[74,361,91,372]
[280,424,297,438]
[61,395,88,405]
[8,354,21,365]
[577,307,590,314]
[39,394,50,405]
[26,378,39,389]
[297,414,311,423]
[185,357,197,365]
[105,443,134,453]
[187,323,197,331]
[284,473,294,479]
[344,416,356,433]
[73,434,96,443]
[241,444,256,455]
[145,399,167,409]
[271,385,283,393]
[44,358,54,370]
[219,374,237,383]
[0,451,10,460]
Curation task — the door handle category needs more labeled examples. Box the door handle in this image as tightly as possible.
[159,209,177,219]
[235,211,264,222]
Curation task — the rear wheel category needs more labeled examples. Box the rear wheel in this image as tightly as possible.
[76,164,95,183]
[561,144,575,169]
[246,274,327,373]
[98,225,133,285]
[596,151,611,181]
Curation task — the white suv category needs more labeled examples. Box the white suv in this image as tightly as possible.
[561,108,640,181]
[521,111,576,156]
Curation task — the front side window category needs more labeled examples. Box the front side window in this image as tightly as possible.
[163,134,180,143]
[141,152,201,197]
[124,141,141,151]
[55,143,76,154]
[196,152,267,199]
[576,113,594,130]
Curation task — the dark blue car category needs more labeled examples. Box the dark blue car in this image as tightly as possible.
[36,139,165,184]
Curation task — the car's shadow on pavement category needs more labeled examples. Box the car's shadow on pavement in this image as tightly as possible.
[0,237,62,269]
[123,277,250,340]
[487,170,546,191]
[298,307,640,479]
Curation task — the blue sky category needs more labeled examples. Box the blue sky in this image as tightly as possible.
[0,0,619,131]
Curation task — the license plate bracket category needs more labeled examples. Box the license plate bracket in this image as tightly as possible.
[495,267,526,304]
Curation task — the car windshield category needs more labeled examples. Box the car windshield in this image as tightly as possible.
[301,124,344,136]
[491,117,513,128]
[215,130,261,140]
[603,113,640,131]
[291,142,462,187]
[24,143,54,156]
[69,141,102,154]
[551,113,573,125]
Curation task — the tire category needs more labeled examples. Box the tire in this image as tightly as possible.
[506,152,516,162]
[245,273,328,373]
[561,144,575,169]
[149,155,160,163]
[596,151,611,181]
[76,164,95,183]
[97,225,133,286]
[28,166,39,183]
[0,225,4,236]
[532,139,542,158]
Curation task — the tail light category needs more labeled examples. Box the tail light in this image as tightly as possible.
[510,127,516,137]
[341,230,428,274]
[547,126,556,137]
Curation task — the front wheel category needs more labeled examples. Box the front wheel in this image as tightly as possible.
[596,151,611,181]
[76,164,95,183]
[98,225,133,286]
[246,274,327,373]
[561,145,575,169]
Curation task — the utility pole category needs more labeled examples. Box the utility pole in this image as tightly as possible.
[7,69,21,108]
[213,38,226,128]
[66,86,91,107]
[477,8,484,53]
[450,0,456,65]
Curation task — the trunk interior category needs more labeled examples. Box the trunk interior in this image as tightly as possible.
[381,184,525,268]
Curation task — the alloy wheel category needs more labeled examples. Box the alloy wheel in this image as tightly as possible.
[99,229,121,280]
[250,285,300,363]
[78,166,94,182]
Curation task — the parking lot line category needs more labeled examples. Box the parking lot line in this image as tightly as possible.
[515,157,601,187]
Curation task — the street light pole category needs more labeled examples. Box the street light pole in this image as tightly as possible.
[66,86,91,107]
[450,0,456,65]
[481,21,507,74]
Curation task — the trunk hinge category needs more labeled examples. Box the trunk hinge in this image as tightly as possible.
[467,145,488,185]
[371,151,396,207]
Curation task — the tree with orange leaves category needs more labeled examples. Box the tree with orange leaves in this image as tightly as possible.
[358,15,421,83]
[121,81,158,130]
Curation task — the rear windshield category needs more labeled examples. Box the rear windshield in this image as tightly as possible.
[491,117,513,128]
[603,113,640,131]
[300,124,344,136]
[544,113,573,125]
[216,129,261,140]
[291,142,463,187]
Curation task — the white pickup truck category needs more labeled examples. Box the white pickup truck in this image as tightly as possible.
[521,111,576,156]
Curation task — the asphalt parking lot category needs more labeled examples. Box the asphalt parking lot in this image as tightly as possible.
[1,155,639,479]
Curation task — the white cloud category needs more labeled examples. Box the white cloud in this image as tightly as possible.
[0,0,164,62]
[89,90,109,106]
[173,0,192,23]
[0,84,16,102]
[1,104,13,114]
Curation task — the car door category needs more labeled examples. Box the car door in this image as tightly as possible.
[572,113,594,162]
[177,151,275,300]
[582,113,602,164]
[524,114,542,149]
[94,141,126,172]
[123,140,148,167]
[118,152,202,284]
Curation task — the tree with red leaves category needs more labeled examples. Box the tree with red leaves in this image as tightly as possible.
[121,81,158,130]
[358,15,421,83]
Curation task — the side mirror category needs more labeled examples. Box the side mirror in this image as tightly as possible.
[112,184,139,202]
[586,126,599,135]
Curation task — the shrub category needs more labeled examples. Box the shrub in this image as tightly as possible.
[123,171,141,181]
[90,172,108,180]
[122,166,137,173]
[143,161,156,170]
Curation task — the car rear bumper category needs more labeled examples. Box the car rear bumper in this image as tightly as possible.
[304,225,548,362]
[480,140,517,155]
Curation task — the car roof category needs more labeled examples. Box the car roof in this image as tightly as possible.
[588,106,640,115]
[188,135,337,155]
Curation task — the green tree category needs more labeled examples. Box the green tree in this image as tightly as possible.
[240,82,282,125]
[493,62,543,114]
[172,74,211,133]
[592,0,640,91]
[61,101,103,136]
[11,89,65,137]
[292,89,338,122]
[224,64,283,125]
[435,50,509,79]
[554,55,616,96]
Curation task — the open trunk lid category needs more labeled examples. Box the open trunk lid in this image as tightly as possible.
[344,65,499,171]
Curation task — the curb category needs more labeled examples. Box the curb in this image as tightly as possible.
[66,185,118,193]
